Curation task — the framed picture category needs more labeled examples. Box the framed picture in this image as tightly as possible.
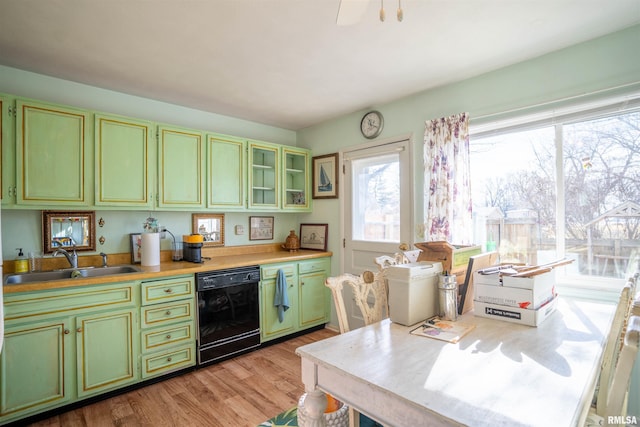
[300,223,328,251]
[249,216,274,240]
[130,233,142,264]
[312,153,339,199]
[192,213,225,247]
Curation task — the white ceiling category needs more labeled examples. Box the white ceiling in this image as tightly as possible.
[0,0,638,130]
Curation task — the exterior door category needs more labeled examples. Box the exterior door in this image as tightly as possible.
[343,138,412,328]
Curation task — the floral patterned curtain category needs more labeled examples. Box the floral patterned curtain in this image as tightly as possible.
[424,112,472,243]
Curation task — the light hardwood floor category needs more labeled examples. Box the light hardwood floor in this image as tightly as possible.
[25,328,337,427]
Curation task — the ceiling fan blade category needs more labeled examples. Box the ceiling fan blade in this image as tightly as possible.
[336,0,370,26]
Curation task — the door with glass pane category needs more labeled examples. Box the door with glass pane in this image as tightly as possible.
[343,139,412,329]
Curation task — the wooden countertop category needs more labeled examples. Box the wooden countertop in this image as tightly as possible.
[3,247,332,294]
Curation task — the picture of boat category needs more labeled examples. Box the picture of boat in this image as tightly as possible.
[319,165,332,192]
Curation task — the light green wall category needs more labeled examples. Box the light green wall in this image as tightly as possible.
[297,24,640,276]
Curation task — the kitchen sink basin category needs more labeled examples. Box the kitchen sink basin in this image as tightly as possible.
[4,265,142,285]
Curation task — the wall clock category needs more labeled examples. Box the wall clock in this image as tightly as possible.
[360,110,384,139]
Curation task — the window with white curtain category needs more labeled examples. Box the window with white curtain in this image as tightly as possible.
[469,94,640,284]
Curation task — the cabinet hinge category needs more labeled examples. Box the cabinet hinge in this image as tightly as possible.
[7,105,16,117]
[343,238,346,248]
[342,164,345,174]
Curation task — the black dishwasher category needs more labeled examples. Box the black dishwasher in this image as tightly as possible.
[196,265,261,366]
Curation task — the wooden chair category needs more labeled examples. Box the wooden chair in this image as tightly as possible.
[595,281,634,415]
[325,270,389,334]
[586,315,640,426]
[323,271,388,426]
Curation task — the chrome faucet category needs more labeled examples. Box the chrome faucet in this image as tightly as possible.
[100,252,108,267]
[53,247,78,269]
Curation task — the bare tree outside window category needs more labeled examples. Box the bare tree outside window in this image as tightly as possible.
[470,110,640,278]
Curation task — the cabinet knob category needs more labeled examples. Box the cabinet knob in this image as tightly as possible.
[164,288,173,293]
[167,357,173,362]
[165,310,172,316]
[76,328,83,333]
[166,335,172,340]
[64,329,70,335]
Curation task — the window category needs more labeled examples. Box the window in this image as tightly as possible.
[470,100,640,281]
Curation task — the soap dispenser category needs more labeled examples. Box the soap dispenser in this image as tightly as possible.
[15,248,28,273]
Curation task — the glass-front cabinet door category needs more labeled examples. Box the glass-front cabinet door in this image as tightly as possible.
[248,140,279,210]
[282,146,311,211]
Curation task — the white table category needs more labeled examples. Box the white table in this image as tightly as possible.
[296,297,616,427]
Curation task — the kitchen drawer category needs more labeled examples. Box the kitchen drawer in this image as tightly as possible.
[141,322,194,353]
[261,263,296,280]
[140,299,194,329]
[298,258,330,275]
[141,276,194,306]
[141,343,195,379]
[4,282,137,322]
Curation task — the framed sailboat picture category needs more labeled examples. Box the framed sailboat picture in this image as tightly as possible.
[312,153,339,199]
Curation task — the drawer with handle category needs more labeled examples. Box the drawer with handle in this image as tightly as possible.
[141,322,194,352]
[140,299,194,329]
[141,276,194,306]
[141,343,195,379]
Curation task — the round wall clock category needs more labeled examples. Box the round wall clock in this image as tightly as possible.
[360,110,384,139]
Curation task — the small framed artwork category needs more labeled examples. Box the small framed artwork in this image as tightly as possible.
[249,216,274,241]
[192,213,225,247]
[300,223,328,251]
[312,153,339,199]
[130,233,142,264]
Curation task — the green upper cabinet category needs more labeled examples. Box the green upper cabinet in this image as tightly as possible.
[15,99,90,206]
[207,133,246,210]
[282,146,311,211]
[248,140,280,210]
[157,125,204,209]
[0,94,10,203]
[95,113,154,208]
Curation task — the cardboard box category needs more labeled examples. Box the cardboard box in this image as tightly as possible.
[415,241,482,274]
[473,282,555,310]
[473,296,558,327]
[473,271,502,286]
[502,269,556,290]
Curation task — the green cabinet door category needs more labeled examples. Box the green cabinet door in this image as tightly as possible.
[248,140,280,210]
[0,94,12,204]
[15,99,90,205]
[95,113,153,207]
[260,276,297,341]
[157,125,204,209]
[76,308,139,398]
[299,270,330,328]
[282,146,311,211]
[207,134,246,210]
[0,317,73,420]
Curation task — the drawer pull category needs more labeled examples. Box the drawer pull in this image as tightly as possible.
[164,288,173,293]
[165,310,172,316]
[166,334,172,340]
[167,357,172,362]
[64,329,70,335]
[76,328,82,333]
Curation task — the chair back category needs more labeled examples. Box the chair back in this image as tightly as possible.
[604,315,640,417]
[325,271,389,334]
[596,281,634,415]
[374,253,408,271]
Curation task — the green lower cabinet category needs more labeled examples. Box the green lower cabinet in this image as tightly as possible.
[76,308,139,398]
[260,257,331,343]
[298,258,331,328]
[0,317,73,420]
[260,263,298,341]
[139,276,196,379]
[0,281,140,424]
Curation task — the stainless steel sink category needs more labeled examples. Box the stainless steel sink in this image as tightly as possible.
[4,265,142,285]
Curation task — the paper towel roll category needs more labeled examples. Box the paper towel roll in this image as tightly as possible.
[141,232,160,266]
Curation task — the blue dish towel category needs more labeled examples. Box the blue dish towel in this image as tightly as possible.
[274,268,290,323]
